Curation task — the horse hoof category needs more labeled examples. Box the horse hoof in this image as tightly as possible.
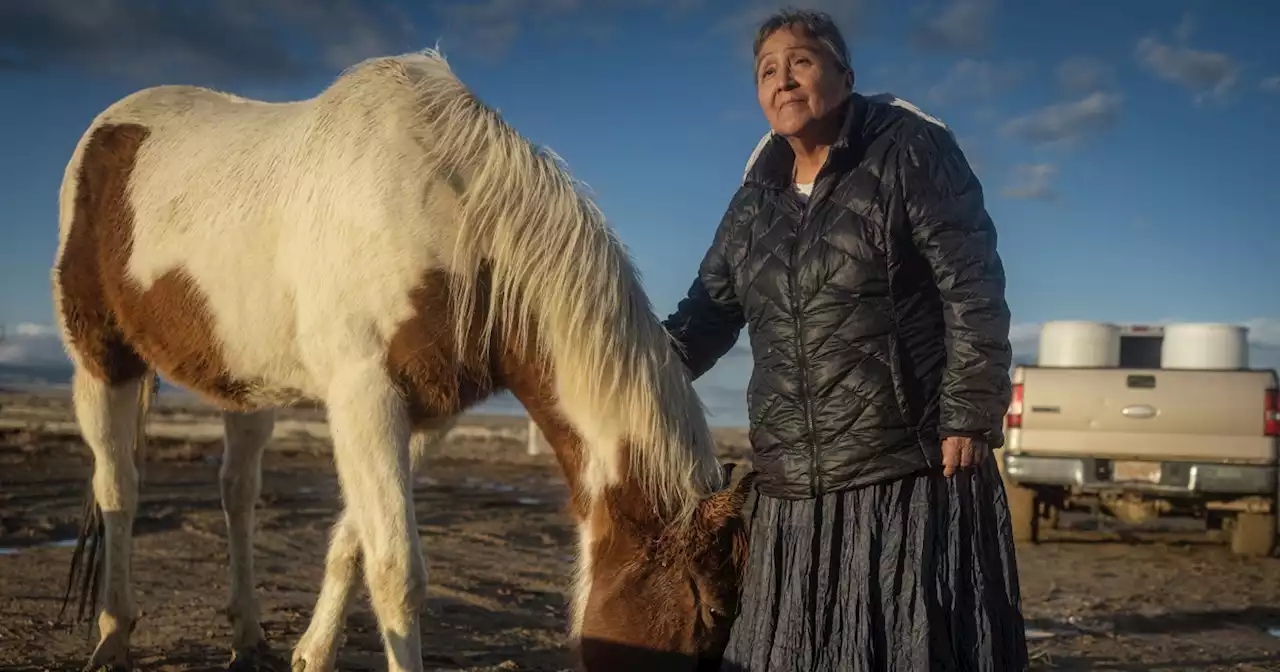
[290,640,337,672]
[227,641,285,672]
[83,642,131,672]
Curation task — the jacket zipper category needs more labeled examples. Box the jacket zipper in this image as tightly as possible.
[791,178,831,498]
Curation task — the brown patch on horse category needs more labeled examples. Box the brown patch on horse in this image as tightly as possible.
[57,123,251,408]
[385,268,592,517]
[387,271,496,427]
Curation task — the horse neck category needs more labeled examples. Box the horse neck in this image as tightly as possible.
[427,114,720,515]
[496,341,673,532]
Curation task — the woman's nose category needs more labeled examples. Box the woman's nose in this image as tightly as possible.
[779,67,798,90]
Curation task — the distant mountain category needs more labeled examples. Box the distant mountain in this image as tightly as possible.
[0,361,77,389]
[0,360,194,397]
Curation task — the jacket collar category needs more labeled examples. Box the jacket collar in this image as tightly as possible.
[744,93,867,191]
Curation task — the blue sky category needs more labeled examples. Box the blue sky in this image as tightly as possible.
[1,0,1278,425]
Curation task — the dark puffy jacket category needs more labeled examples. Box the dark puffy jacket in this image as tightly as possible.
[663,93,1013,500]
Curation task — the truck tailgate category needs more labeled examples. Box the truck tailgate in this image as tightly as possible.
[1013,368,1278,464]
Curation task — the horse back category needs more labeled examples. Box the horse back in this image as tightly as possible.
[53,88,324,409]
[52,80,489,419]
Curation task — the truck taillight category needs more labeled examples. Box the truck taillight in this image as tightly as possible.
[1266,388,1279,437]
[1007,383,1024,429]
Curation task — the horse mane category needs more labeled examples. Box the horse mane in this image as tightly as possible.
[342,49,722,518]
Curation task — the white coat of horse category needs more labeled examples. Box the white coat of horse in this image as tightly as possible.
[51,49,752,672]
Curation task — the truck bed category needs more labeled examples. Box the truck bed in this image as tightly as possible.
[1008,367,1278,465]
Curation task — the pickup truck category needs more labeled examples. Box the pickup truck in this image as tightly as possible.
[1001,365,1279,556]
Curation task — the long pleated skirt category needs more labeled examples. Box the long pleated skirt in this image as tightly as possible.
[720,458,1029,672]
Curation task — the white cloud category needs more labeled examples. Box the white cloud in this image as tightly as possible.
[712,0,868,63]
[439,0,864,62]
[1259,76,1280,93]
[1172,13,1197,43]
[1057,56,1112,96]
[1001,163,1058,201]
[0,324,69,366]
[0,0,418,83]
[433,0,612,60]
[12,323,59,337]
[1008,322,1043,347]
[954,135,988,177]
[1,0,728,77]
[1000,91,1122,147]
[1134,16,1240,104]
[911,0,993,53]
[1242,318,1280,347]
[927,58,1025,104]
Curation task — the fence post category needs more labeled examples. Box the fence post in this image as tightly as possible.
[527,416,550,456]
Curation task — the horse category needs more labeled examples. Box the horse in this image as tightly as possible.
[50,48,756,672]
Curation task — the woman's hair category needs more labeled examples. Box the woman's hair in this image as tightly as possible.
[751,8,852,76]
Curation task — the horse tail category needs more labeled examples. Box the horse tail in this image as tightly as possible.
[59,370,157,628]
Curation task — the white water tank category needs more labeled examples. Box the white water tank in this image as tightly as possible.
[1160,323,1249,370]
[1037,321,1121,368]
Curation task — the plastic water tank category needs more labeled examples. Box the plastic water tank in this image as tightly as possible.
[1037,321,1121,368]
[1160,323,1249,370]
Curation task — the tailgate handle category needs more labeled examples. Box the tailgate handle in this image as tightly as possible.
[1121,404,1158,419]
[1126,374,1157,389]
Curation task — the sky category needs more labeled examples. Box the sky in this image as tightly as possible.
[1,0,1278,425]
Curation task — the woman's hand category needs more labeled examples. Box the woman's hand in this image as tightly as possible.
[941,436,988,477]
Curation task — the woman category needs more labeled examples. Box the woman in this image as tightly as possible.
[663,9,1029,672]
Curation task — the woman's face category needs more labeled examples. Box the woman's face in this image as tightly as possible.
[754,26,851,139]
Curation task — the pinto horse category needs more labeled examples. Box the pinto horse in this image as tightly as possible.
[51,49,754,672]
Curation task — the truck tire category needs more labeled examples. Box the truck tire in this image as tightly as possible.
[1230,512,1276,557]
[1007,484,1039,544]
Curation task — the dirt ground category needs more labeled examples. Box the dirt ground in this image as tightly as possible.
[1,392,1279,671]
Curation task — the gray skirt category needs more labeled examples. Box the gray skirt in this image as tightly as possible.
[721,459,1029,672]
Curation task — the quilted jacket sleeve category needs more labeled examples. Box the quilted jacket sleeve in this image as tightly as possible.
[662,191,748,380]
[900,122,1013,447]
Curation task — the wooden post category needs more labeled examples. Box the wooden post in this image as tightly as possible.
[526,416,550,456]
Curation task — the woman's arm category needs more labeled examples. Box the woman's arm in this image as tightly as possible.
[662,193,749,380]
[900,122,1014,449]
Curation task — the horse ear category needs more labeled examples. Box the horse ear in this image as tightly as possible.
[721,461,738,487]
[727,468,758,509]
[701,463,758,524]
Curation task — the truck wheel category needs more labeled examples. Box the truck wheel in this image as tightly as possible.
[1007,484,1038,544]
[1230,512,1276,557]
[1041,501,1061,530]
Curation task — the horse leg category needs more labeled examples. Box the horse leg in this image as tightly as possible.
[219,409,277,669]
[291,509,359,672]
[292,421,455,672]
[73,369,146,672]
[321,362,426,672]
